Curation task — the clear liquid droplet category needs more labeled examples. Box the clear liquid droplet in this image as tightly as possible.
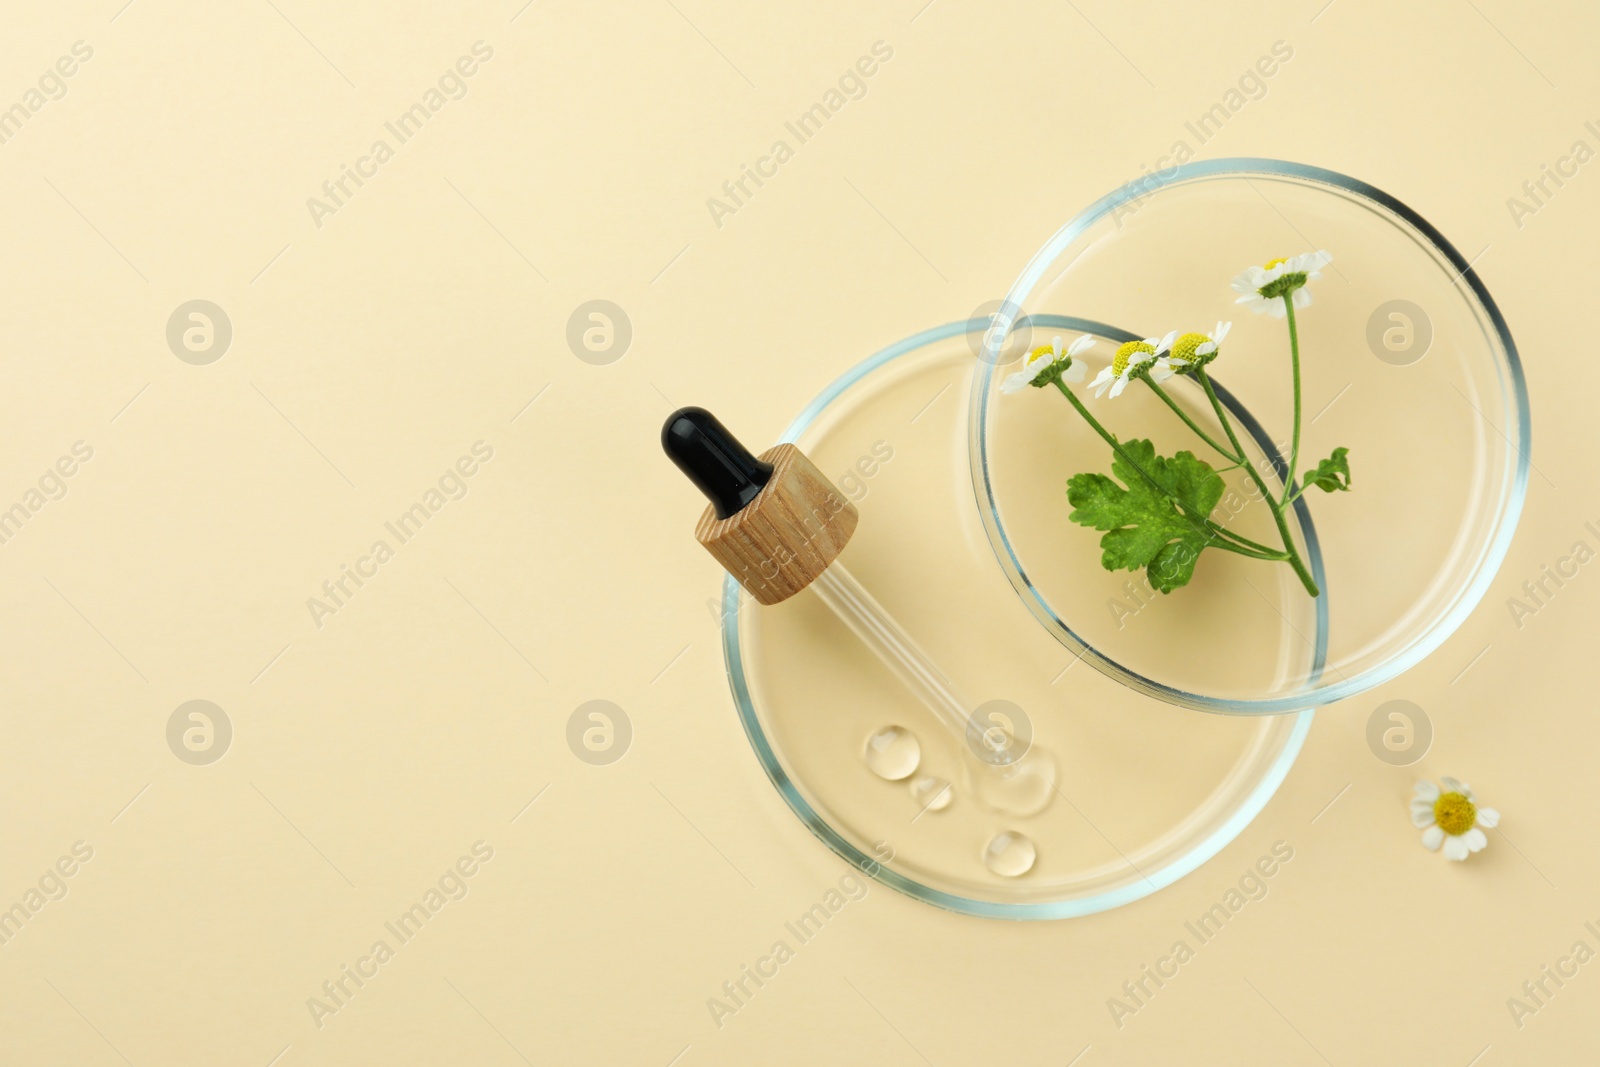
[984,831,1037,877]
[909,775,952,812]
[864,726,920,781]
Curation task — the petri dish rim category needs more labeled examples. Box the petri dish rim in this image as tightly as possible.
[971,158,1531,715]
[722,317,1318,920]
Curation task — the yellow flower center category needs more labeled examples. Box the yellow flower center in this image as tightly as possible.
[1433,792,1477,836]
[1169,332,1211,365]
[1112,340,1154,376]
[1028,344,1056,365]
[1264,257,1288,269]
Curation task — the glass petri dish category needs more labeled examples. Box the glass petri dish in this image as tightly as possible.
[973,159,1529,714]
[724,320,1316,918]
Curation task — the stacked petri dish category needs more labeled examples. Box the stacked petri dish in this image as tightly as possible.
[723,161,1528,917]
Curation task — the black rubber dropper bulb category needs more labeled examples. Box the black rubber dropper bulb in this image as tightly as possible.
[661,407,775,519]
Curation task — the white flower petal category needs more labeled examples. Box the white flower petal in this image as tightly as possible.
[1287,250,1332,274]
[1441,777,1466,795]
[1001,371,1031,393]
[1068,335,1096,356]
[1150,363,1175,383]
[1266,300,1288,319]
[1293,287,1313,309]
[1213,321,1232,342]
[1247,262,1284,284]
[1411,805,1437,829]
[1063,360,1086,383]
[1414,780,1440,800]
[1231,266,1268,292]
[1235,292,1273,316]
[1051,335,1065,359]
[1108,375,1129,398]
[1422,825,1444,851]
[1443,835,1470,861]
[1476,807,1499,828]
[1154,331,1176,354]
[1465,828,1488,853]
[1195,341,1216,356]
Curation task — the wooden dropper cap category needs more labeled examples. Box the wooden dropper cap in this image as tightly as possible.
[663,407,858,605]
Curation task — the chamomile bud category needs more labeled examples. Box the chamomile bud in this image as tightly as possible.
[1089,331,1176,398]
[1001,334,1093,393]
[1231,251,1332,317]
[1163,321,1232,375]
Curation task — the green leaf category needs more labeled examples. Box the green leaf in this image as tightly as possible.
[1303,446,1352,493]
[1066,439,1225,593]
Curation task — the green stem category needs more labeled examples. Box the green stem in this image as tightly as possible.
[1194,369,1319,597]
[1142,378,1241,462]
[1282,295,1303,506]
[1051,379,1286,561]
[1216,541,1292,562]
[1203,520,1291,559]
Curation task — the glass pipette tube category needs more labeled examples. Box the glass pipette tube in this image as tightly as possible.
[811,560,1056,817]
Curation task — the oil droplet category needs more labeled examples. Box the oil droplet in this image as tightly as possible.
[864,726,920,781]
[984,831,1037,877]
[909,775,953,812]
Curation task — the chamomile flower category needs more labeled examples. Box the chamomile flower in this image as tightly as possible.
[1411,777,1500,862]
[1089,331,1176,399]
[1232,251,1333,318]
[1001,334,1092,393]
[1163,321,1232,376]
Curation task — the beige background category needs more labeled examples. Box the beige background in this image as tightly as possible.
[0,0,1594,1063]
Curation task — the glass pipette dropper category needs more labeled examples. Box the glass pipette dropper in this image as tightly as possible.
[663,407,1056,818]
